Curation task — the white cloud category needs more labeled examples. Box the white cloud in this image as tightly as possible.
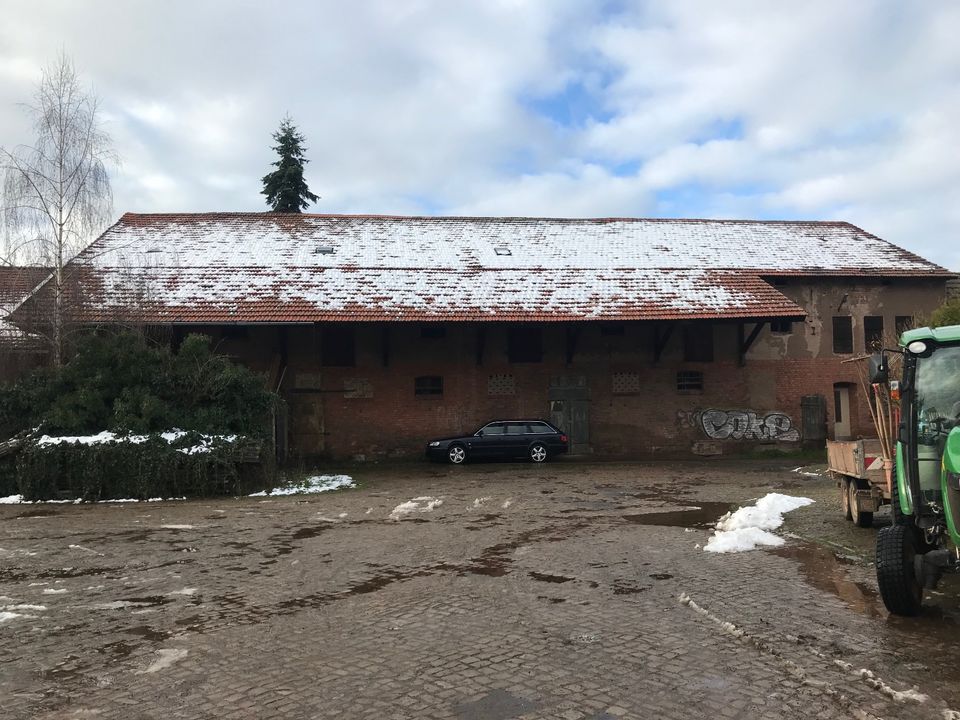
[0,0,956,269]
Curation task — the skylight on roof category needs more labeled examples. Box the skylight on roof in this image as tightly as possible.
[494,247,511,256]
[315,245,335,254]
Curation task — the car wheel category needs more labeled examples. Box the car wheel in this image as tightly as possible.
[448,444,466,465]
[529,442,548,463]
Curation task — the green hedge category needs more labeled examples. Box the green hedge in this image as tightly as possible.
[13,434,271,502]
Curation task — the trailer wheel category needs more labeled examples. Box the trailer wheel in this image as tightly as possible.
[849,478,873,528]
[840,477,852,521]
[876,524,923,616]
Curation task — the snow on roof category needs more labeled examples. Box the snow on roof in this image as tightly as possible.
[49,213,952,324]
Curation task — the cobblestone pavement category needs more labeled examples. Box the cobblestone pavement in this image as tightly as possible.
[3,460,960,719]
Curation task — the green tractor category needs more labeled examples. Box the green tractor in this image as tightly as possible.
[874,325,960,616]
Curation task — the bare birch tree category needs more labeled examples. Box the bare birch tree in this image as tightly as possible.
[1,54,117,365]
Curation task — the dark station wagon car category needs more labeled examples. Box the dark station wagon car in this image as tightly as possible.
[426,420,569,464]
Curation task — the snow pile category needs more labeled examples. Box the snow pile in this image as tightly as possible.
[1,494,185,505]
[36,430,237,454]
[249,474,354,497]
[705,493,813,553]
[389,496,443,520]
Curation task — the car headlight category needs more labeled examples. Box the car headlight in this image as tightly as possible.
[429,441,440,447]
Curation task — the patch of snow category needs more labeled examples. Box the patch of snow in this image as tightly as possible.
[69,544,104,556]
[2,604,46,611]
[705,493,813,553]
[249,474,355,497]
[137,648,188,674]
[93,600,153,610]
[0,611,30,623]
[167,588,196,596]
[42,588,68,595]
[35,430,237,454]
[389,496,443,520]
[502,499,513,509]
[337,512,348,518]
[471,497,491,508]
[1,494,185,505]
[855,667,928,704]
[160,524,193,530]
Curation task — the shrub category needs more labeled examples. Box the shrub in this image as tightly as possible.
[14,434,270,501]
[0,331,280,500]
[929,298,960,330]
[0,331,279,439]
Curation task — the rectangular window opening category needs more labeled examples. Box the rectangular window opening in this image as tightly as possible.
[864,315,884,351]
[832,316,853,355]
[414,375,443,396]
[677,370,704,392]
[895,315,913,336]
[769,319,793,334]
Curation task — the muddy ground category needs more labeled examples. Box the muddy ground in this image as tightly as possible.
[2,458,960,719]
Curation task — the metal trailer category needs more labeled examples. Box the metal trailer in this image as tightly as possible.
[826,438,891,528]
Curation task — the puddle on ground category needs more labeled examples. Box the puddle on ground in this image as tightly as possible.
[119,596,171,607]
[291,527,328,540]
[125,625,171,642]
[773,543,884,617]
[529,572,573,584]
[623,501,731,529]
[613,585,646,595]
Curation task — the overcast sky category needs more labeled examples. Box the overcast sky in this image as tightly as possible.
[1,1,958,270]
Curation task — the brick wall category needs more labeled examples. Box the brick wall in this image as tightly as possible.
[199,277,947,460]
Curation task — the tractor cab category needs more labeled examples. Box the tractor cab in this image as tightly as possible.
[874,325,960,616]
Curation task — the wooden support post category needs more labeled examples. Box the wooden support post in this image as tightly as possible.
[653,322,675,364]
[738,321,765,366]
[381,325,389,367]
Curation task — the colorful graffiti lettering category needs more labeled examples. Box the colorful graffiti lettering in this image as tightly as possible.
[699,409,800,442]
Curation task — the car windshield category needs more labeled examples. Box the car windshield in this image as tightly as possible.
[915,344,960,435]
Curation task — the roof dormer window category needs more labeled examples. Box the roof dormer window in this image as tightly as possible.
[494,247,511,256]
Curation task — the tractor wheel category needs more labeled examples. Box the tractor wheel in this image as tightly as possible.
[849,479,873,528]
[876,524,923,616]
[840,477,852,521]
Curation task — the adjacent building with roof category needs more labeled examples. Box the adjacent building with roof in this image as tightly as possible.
[0,266,50,382]
[10,213,955,459]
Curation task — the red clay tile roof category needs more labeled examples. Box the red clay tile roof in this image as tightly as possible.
[1,266,51,347]
[25,213,953,324]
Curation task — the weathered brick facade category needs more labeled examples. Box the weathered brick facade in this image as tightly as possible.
[197,277,948,460]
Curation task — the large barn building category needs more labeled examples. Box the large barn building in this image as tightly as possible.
[11,213,954,459]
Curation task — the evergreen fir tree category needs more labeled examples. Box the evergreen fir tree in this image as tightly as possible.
[261,116,319,213]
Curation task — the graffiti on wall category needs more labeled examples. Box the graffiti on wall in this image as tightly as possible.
[677,409,800,442]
